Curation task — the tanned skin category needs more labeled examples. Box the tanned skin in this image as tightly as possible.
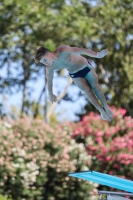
[39,45,113,122]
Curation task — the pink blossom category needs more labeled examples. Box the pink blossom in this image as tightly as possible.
[113,164,119,168]
[70,106,133,178]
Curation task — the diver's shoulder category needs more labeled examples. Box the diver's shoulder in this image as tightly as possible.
[55,45,70,53]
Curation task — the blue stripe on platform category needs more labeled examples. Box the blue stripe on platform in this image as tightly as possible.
[69,171,133,193]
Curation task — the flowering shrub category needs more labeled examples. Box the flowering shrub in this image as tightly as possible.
[70,107,133,180]
[0,118,97,200]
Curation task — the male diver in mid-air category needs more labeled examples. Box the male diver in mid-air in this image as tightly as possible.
[34,45,113,121]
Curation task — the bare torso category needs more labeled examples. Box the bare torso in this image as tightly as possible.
[50,46,89,73]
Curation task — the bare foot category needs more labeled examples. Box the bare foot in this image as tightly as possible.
[100,109,111,122]
[104,106,114,120]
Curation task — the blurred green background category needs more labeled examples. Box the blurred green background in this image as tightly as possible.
[0,0,133,199]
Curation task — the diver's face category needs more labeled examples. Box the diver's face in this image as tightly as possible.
[40,52,52,66]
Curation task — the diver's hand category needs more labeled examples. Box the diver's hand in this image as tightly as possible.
[97,49,108,58]
[49,94,57,103]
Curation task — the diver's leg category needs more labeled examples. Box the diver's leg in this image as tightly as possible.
[85,68,113,119]
[72,77,111,121]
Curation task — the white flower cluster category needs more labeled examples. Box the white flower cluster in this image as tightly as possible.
[12,147,26,157]
[3,122,12,128]
[88,195,98,200]
[12,163,20,168]
[11,147,39,186]
[86,136,93,145]
[68,139,92,171]
[0,122,12,132]
[20,161,39,186]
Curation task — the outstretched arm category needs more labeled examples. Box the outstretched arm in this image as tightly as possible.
[60,46,108,58]
[46,67,57,103]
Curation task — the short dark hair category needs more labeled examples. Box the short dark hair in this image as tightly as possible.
[34,46,50,63]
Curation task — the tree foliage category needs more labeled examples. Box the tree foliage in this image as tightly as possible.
[0,195,12,200]
[83,0,133,116]
[0,0,92,118]
[0,0,133,119]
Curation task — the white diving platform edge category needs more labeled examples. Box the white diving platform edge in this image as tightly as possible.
[68,170,133,193]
